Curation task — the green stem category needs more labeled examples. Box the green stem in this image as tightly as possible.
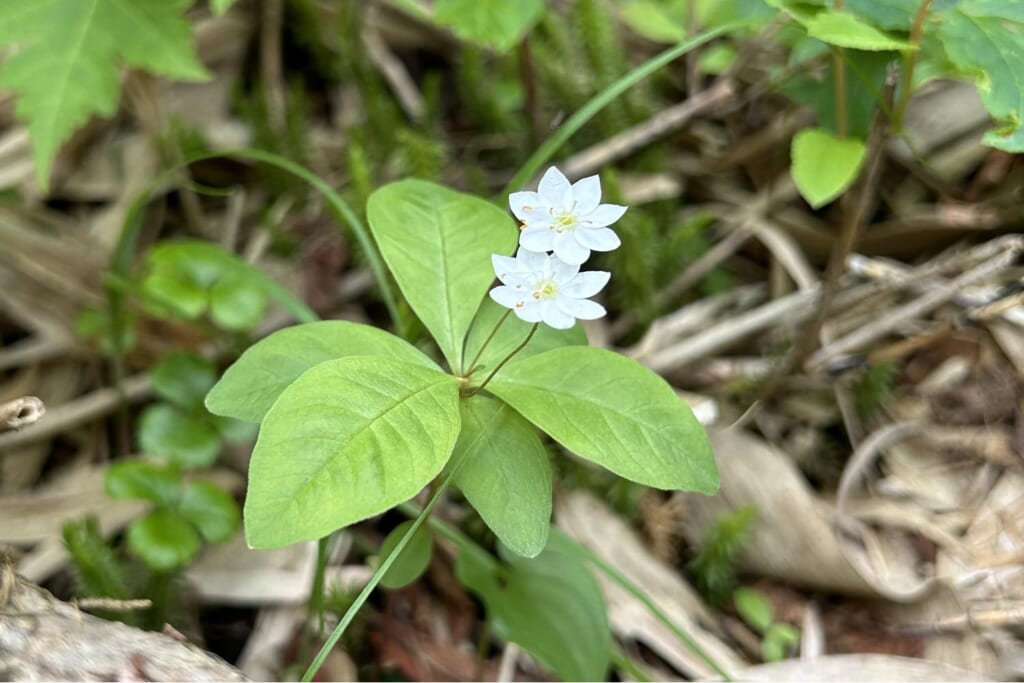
[501,22,743,198]
[396,504,733,681]
[611,644,655,683]
[832,0,847,138]
[300,473,456,682]
[892,0,934,133]
[463,308,512,376]
[466,323,538,396]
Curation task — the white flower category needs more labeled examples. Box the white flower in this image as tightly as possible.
[509,166,627,266]
[489,249,609,329]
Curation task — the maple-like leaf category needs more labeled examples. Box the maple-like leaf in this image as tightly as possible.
[0,0,209,187]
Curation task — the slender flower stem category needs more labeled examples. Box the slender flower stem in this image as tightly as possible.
[464,308,512,376]
[892,0,934,133]
[300,473,456,682]
[466,323,539,396]
[832,0,848,138]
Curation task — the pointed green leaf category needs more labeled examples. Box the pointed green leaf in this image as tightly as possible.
[138,404,221,469]
[151,352,217,410]
[455,530,611,681]
[0,0,208,187]
[179,481,241,544]
[462,298,586,380]
[453,396,551,557]
[127,510,201,571]
[734,587,774,633]
[378,520,434,589]
[244,356,461,549]
[206,321,439,423]
[489,346,718,493]
[105,460,180,506]
[433,0,545,53]
[367,180,517,371]
[791,128,867,208]
[806,10,915,50]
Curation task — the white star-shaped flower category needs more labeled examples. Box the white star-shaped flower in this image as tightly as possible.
[509,166,627,266]
[489,249,610,329]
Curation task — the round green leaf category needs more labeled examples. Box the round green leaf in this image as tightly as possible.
[140,271,207,319]
[489,346,719,493]
[138,404,221,469]
[179,481,241,543]
[367,179,517,371]
[244,356,461,549]
[105,460,180,506]
[205,321,439,423]
[127,510,201,571]
[791,128,867,209]
[453,396,551,557]
[378,520,434,589]
[209,271,268,331]
[455,531,611,681]
[151,352,217,409]
[734,587,774,633]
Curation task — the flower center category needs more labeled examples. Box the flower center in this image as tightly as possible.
[532,278,559,300]
[552,209,578,233]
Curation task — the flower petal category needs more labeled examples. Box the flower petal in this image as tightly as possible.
[582,203,627,227]
[562,270,610,298]
[575,226,621,252]
[552,232,590,266]
[520,226,554,253]
[516,247,549,272]
[539,300,575,329]
[571,175,601,214]
[491,253,521,282]
[551,257,580,282]
[509,191,543,221]
[490,285,524,309]
[538,167,571,207]
[556,297,606,320]
[514,299,544,323]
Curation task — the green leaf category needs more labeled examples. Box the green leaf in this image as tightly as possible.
[141,272,207,319]
[455,531,611,681]
[805,10,915,50]
[367,180,517,372]
[179,481,240,543]
[244,356,461,549]
[939,2,1024,152]
[790,128,867,208]
[762,622,801,661]
[489,346,718,493]
[378,520,434,590]
[206,321,438,423]
[105,460,180,506]
[453,396,551,558]
[0,0,208,187]
[151,352,217,409]
[846,0,918,29]
[462,299,586,379]
[208,271,268,331]
[734,587,774,633]
[433,0,545,53]
[211,0,236,14]
[138,404,221,469]
[621,1,687,43]
[127,509,201,571]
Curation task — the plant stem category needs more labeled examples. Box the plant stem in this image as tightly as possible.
[463,309,512,376]
[473,619,493,680]
[465,323,538,396]
[892,0,934,133]
[611,644,656,683]
[300,474,456,682]
[832,0,847,138]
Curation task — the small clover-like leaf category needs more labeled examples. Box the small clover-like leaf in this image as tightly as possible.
[179,481,241,544]
[138,404,221,469]
[791,128,867,208]
[151,352,217,410]
[105,460,180,506]
[378,520,434,590]
[127,509,201,571]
